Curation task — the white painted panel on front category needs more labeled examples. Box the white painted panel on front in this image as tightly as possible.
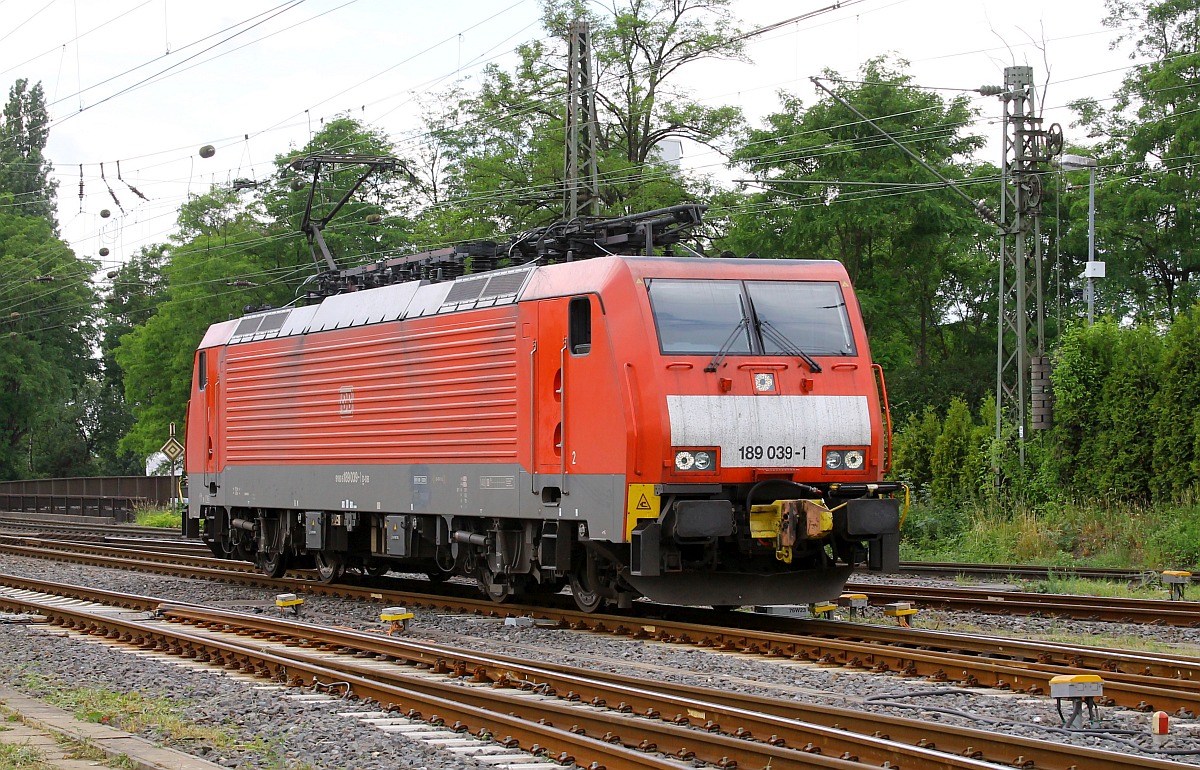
[666,395,871,467]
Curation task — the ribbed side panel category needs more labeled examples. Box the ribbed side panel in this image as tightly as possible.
[223,310,519,464]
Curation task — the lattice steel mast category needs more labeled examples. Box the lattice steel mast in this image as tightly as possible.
[983,66,1062,467]
[564,21,601,219]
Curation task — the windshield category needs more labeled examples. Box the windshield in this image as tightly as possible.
[746,281,856,356]
[647,279,753,354]
[646,278,856,357]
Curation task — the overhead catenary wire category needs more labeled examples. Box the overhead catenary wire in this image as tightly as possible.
[4,5,1185,311]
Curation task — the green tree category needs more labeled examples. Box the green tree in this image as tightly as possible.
[264,117,415,269]
[891,406,941,494]
[0,79,56,227]
[419,0,745,237]
[1050,321,1123,494]
[0,200,97,478]
[1069,0,1200,319]
[1095,324,1161,499]
[1153,302,1200,499]
[724,57,994,413]
[930,397,975,503]
[95,245,171,474]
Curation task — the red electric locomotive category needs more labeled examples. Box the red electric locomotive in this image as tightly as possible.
[184,192,902,611]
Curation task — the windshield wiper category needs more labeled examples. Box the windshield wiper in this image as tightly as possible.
[759,319,822,373]
[705,317,750,372]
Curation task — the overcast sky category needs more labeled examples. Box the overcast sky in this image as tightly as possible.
[0,0,1135,270]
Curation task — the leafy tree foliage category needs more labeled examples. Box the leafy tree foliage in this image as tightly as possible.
[930,398,976,503]
[0,79,56,227]
[0,201,97,478]
[891,406,940,494]
[723,57,995,413]
[417,0,744,237]
[1069,0,1200,319]
[1153,302,1200,499]
[94,245,172,474]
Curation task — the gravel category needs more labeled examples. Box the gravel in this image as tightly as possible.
[2,554,1200,768]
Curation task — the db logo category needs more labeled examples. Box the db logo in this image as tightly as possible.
[339,386,354,416]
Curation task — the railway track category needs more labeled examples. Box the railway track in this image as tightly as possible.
[4,536,1200,716]
[897,561,1155,583]
[0,574,1194,769]
[8,530,1198,629]
[0,513,1173,586]
[842,581,1200,626]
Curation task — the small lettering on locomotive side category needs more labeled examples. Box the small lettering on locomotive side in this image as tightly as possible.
[334,471,370,484]
[479,475,516,490]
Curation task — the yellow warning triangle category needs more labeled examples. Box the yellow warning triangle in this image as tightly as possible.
[636,494,652,510]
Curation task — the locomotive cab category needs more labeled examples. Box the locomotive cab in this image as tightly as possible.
[518,256,902,609]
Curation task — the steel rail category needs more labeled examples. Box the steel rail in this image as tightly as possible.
[162,603,1195,770]
[844,582,1200,626]
[0,593,896,770]
[4,542,1200,714]
[898,562,1153,583]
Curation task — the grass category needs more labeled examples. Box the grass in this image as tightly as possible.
[15,675,229,749]
[8,676,315,767]
[0,743,49,769]
[133,507,181,528]
[901,498,1200,573]
[54,737,135,769]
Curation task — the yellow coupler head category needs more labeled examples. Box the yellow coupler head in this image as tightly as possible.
[750,499,833,546]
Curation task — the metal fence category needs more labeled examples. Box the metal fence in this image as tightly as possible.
[0,476,183,523]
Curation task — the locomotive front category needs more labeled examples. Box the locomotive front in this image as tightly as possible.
[574,257,903,609]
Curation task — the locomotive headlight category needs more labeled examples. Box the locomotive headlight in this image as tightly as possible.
[675,450,716,472]
[844,449,864,469]
[824,450,844,469]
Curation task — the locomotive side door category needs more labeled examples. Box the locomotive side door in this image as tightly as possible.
[533,295,599,499]
[201,349,221,495]
[533,298,570,498]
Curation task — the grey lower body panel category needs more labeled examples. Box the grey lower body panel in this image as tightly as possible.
[194,463,627,540]
[623,565,854,606]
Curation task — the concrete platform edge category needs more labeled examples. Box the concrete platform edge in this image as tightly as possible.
[0,685,223,770]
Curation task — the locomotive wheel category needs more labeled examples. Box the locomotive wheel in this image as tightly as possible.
[475,566,513,603]
[314,552,345,583]
[363,564,388,578]
[425,570,452,583]
[257,551,289,579]
[569,572,603,612]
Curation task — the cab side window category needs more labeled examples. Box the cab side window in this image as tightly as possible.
[569,296,591,355]
[198,351,208,391]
